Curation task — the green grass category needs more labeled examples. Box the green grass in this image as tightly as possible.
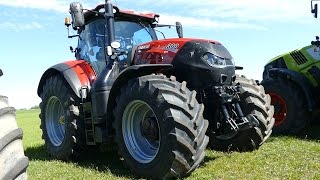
[17,109,320,179]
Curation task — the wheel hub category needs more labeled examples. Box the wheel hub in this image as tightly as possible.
[269,93,288,126]
[141,117,159,142]
[59,116,65,125]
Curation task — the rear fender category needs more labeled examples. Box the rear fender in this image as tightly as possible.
[267,68,319,110]
[37,60,96,98]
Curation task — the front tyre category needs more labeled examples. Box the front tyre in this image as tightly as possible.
[114,74,209,179]
[39,75,86,159]
[209,75,274,151]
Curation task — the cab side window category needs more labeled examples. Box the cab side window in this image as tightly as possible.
[78,19,106,74]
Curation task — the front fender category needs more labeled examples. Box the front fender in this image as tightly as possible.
[112,64,174,91]
[91,64,173,121]
[37,60,96,98]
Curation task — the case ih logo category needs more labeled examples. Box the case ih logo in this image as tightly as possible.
[165,43,179,51]
[138,44,151,50]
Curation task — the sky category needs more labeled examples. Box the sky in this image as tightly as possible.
[0,0,319,109]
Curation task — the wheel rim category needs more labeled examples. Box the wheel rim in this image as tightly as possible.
[45,96,65,146]
[269,93,288,127]
[122,100,160,164]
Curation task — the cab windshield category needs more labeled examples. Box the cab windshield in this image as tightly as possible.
[78,19,157,73]
[115,20,157,50]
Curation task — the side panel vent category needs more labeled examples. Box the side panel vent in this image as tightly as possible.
[290,50,308,65]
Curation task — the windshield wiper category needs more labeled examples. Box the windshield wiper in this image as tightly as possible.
[136,18,155,40]
[154,29,166,39]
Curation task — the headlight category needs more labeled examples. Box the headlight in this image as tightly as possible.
[202,53,226,67]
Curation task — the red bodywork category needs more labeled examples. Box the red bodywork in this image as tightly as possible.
[119,9,159,21]
[134,38,220,65]
[63,38,221,86]
[64,60,96,86]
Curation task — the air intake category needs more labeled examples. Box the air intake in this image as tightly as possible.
[290,50,308,65]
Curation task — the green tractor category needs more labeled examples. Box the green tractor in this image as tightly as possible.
[261,0,320,134]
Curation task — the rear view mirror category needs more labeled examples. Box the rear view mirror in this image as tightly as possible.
[313,4,318,18]
[69,2,85,30]
[311,1,318,18]
[176,22,183,38]
[0,69,3,77]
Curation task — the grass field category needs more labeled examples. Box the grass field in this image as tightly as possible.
[17,109,320,179]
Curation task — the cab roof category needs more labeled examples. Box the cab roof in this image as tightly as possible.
[84,4,159,23]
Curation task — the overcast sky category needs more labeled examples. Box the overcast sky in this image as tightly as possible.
[0,0,319,109]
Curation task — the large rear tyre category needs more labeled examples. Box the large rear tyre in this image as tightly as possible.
[261,76,308,134]
[0,96,29,179]
[209,75,274,151]
[39,75,86,159]
[114,74,209,179]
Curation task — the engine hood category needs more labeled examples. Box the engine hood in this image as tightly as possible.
[133,38,224,65]
[133,38,235,87]
[266,45,317,66]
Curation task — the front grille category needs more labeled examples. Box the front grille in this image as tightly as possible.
[290,50,308,65]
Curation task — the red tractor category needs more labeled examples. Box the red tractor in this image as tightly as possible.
[37,1,274,178]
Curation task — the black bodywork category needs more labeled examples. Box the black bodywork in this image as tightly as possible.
[262,57,287,79]
[171,41,235,89]
[168,41,257,137]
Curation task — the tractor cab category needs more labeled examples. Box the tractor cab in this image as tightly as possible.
[76,17,157,74]
[66,3,180,75]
